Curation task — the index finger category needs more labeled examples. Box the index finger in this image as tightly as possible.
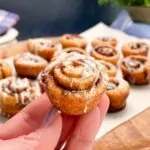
[65,94,109,150]
[0,93,52,140]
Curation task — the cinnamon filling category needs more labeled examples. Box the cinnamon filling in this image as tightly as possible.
[130,42,149,51]
[107,80,119,90]
[39,41,51,47]
[64,48,84,54]
[95,46,116,57]
[101,62,111,70]
[39,40,58,49]
[124,58,145,71]
[98,37,110,42]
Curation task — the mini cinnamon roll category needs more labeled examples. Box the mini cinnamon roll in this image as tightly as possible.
[92,37,117,48]
[106,77,130,112]
[0,60,12,79]
[60,34,87,49]
[53,47,86,59]
[99,60,117,77]
[0,77,41,117]
[91,45,119,65]
[40,52,108,115]
[122,42,149,57]
[28,39,62,61]
[121,55,150,85]
[14,52,48,78]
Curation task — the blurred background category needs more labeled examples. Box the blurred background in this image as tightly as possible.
[0,0,122,39]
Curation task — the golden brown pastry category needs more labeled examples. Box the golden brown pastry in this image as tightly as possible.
[99,60,117,77]
[92,37,117,48]
[40,52,108,115]
[0,60,12,79]
[14,52,48,78]
[122,42,149,57]
[0,77,41,117]
[106,77,130,112]
[28,38,62,61]
[60,34,87,49]
[53,47,86,59]
[91,45,119,65]
[121,55,150,85]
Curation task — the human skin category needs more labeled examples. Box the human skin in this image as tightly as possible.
[0,93,109,150]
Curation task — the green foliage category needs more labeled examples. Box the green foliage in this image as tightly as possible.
[99,0,150,7]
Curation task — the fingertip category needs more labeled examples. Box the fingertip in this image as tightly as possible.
[98,94,110,124]
[100,94,110,106]
[99,94,110,111]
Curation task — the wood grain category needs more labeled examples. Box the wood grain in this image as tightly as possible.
[0,39,150,150]
[94,108,150,150]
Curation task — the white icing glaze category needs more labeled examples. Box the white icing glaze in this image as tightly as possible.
[124,57,144,73]
[41,52,108,100]
[31,38,62,53]
[17,52,47,64]
[0,77,41,105]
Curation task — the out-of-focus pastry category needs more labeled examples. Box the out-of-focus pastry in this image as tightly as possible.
[121,55,150,85]
[60,34,87,49]
[122,42,149,57]
[106,77,130,112]
[0,60,12,79]
[99,60,117,77]
[53,47,86,59]
[91,45,119,65]
[40,52,108,115]
[0,77,41,117]
[14,52,48,78]
[91,37,117,48]
[28,38,62,61]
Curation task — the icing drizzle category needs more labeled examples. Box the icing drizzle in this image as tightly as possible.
[0,77,41,105]
[41,52,108,99]
[124,57,145,72]
[17,52,47,64]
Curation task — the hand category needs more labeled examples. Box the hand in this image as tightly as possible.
[0,93,109,150]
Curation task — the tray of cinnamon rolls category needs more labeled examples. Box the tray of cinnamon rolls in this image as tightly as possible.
[0,23,150,138]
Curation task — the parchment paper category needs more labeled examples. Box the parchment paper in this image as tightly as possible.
[0,23,150,140]
[81,22,150,139]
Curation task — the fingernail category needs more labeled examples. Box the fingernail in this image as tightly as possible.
[41,107,59,128]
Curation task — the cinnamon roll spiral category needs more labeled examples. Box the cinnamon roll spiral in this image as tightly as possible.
[28,39,62,61]
[91,45,119,65]
[121,55,150,85]
[92,37,117,48]
[99,60,117,77]
[0,77,41,117]
[122,42,149,57]
[40,52,108,115]
[106,77,130,112]
[60,34,87,49]
[14,52,48,78]
[52,47,86,59]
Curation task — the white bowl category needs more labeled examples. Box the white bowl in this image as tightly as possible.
[0,28,19,45]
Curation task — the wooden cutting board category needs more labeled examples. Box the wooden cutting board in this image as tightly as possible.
[94,108,150,150]
[0,39,150,150]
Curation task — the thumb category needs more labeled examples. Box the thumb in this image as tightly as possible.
[0,108,62,150]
